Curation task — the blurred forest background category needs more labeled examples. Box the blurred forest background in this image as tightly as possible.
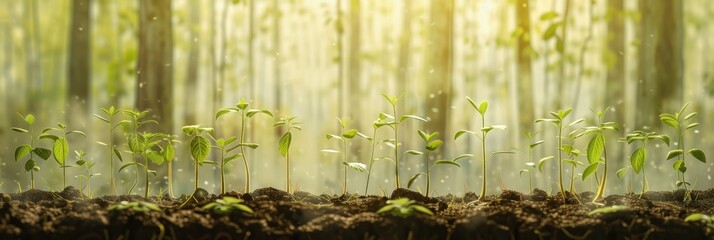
[1,0,714,196]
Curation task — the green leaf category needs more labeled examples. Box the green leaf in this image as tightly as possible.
[400,115,428,123]
[405,150,424,156]
[529,140,545,149]
[659,115,679,129]
[238,143,260,149]
[163,143,175,162]
[236,98,249,110]
[616,167,628,179]
[11,127,29,133]
[588,205,628,215]
[326,134,342,140]
[685,123,700,130]
[53,138,69,166]
[343,129,358,139]
[540,11,559,20]
[454,130,477,140]
[128,134,146,153]
[434,160,461,168]
[582,162,599,180]
[278,132,292,157]
[114,146,124,162]
[24,159,35,172]
[190,136,211,164]
[690,149,706,163]
[24,114,35,125]
[15,145,31,162]
[477,101,489,115]
[215,109,234,119]
[666,149,684,160]
[343,162,367,172]
[147,151,164,165]
[412,205,434,216]
[426,140,443,151]
[182,125,199,136]
[542,21,562,40]
[537,156,555,172]
[465,97,478,111]
[33,148,51,160]
[587,134,605,164]
[673,159,686,172]
[684,112,698,121]
[685,213,710,222]
[407,173,424,188]
[39,134,59,141]
[418,130,428,142]
[630,147,646,174]
[453,154,474,162]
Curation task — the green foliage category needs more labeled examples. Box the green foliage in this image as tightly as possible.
[685,213,714,229]
[274,115,302,193]
[622,130,669,197]
[74,150,100,198]
[202,196,254,215]
[361,117,389,195]
[577,107,619,202]
[94,106,129,195]
[520,130,548,193]
[122,109,159,195]
[11,113,52,190]
[405,131,458,197]
[380,93,428,189]
[40,122,86,189]
[210,135,240,194]
[536,108,584,198]
[182,125,214,192]
[120,132,167,197]
[377,198,433,218]
[323,117,365,195]
[659,103,706,202]
[108,200,161,213]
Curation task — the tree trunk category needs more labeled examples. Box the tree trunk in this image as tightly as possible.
[184,0,200,125]
[515,0,534,131]
[606,0,625,123]
[68,0,91,128]
[348,0,361,121]
[636,0,684,129]
[136,0,173,134]
[24,0,41,112]
[425,0,454,156]
[273,0,282,139]
[396,0,411,105]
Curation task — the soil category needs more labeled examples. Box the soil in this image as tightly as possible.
[1,186,713,240]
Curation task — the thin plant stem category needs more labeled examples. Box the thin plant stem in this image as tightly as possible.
[364,127,378,195]
[240,115,250,193]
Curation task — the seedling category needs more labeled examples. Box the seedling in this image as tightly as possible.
[216,98,273,193]
[108,200,162,213]
[209,135,240,194]
[39,123,86,189]
[519,130,547,193]
[322,117,367,195]
[361,118,389,195]
[535,108,584,197]
[182,125,214,192]
[615,166,634,194]
[578,107,619,202]
[380,93,428,189]
[121,132,167,197]
[11,113,52,190]
[455,98,512,201]
[685,213,714,229]
[377,197,433,218]
[622,131,669,197]
[161,134,180,198]
[659,103,706,199]
[74,150,100,198]
[202,196,254,215]
[94,106,130,195]
[122,109,158,194]
[274,116,302,193]
[406,131,460,197]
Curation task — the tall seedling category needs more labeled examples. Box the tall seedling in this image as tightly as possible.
[622,131,669,197]
[93,106,129,195]
[406,131,460,197]
[361,118,389,195]
[323,117,367,195]
[121,132,166,197]
[39,123,86,189]
[659,103,706,202]
[182,125,214,192]
[535,108,584,198]
[274,116,302,193]
[216,99,273,193]
[122,110,158,194]
[210,135,240,194]
[578,108,619,202]
[11,114,51,190]
[455,98,512,201]
[161,134,179,197]
[380,93,428,189]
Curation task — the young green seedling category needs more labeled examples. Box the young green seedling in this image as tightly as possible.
[622,130,669,197]
[455,98,512,201]
[122,109,158,194]
[361,118,389,195]
[93,106,129,195]
[74,150,100,198]
[377,197,434,218]
[578,107,619,202]
[161,134,180,197]
[535,108,584,198]
[659,103,706,200]
[121,132,166,198]
[39,123,86,190]
[209,135,240,194]
[685,213,714,229]
[615,166,634,194]
[216,98,273,193]
[11,113,52,190]
[202,196,254,215]
[182,125,214,192]
[380,93,428,189]
[519,130,546,193]
[322,117,366,195]
[108,200,161,213]
[274,116,302,193]
[406,131,460,197]
[561,130,584,194]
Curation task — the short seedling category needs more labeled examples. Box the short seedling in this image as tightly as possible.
[659,103,706,202]
[202,196,254,215]
[123,109,158,194]
[622,131,669,197]
[519,130,546,193]
[216,98,273,193]
[274,116,302,193]
[161,134,180,198]
[360,117,389,195]
[11,113,52,190]
[182,125,214,192]
[536,108,584,198]
[108,200,162,213]
[406,131,460,197]
[40,123,86,190]
[455,98,512,201]
[578,107,619,202]
[377,197,433,218]
[93,106,130,195]
[209,135,240,194]
[380,93,428,189]
[322,117,366,195]
[74,150,100,198]
[685,213,714,229]
[121,132,167,198]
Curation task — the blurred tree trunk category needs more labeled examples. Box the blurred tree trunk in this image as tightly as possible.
[515,0,534,131]
[136,0,173,134]
[336,0,344,118]
[396,0,411,113]
[24,0,41,112]
[68,0,91,128]
[606,0,625,124]
[184,0,200,125]
[636,0,683,129]
[248,0,255,102]
[425,0,454,154]
[348,0,361,121]
[273,0,282,139]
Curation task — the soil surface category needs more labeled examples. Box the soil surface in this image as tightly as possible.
[1,186,713,239]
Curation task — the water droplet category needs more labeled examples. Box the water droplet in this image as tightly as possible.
[655,144,660,148]
[429,93,435,98]
[153,16,158,20]
[695,130,700,134]
[203,181,208,185]
[78,27,84,31]
[177,168,184,172]
[384,179,389,183]
[193,38,198,42]
[431,108,439,113]
[429,69,435,74]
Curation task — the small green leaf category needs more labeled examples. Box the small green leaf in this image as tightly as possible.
[405,150,424,156]
[616,167,628,179]
[215,109,234,119]
[529,140,545,149]
[15,145,31,162]
[685,213,710,222]
[343,129,358,139]
[33,148,52,160]
[630,147,646,174]
[407,173,424,189]
[147,151,164,165]
[11,127,29,133]
[673,159,686,172]
[24,114,35,125]
[582,162,599,180]
[238,143,260,149]
[182,125,199,135]
[666,149,684,160]
[191,136,211,164]
[477,101,489,115]
[418,130,428,142]
[412,205,434,216]
[326,134,342,140]
[454,130,477,140]
[114,146,124,162]
[434,160,461,168]
[343,162,367,172]
[400,115,428,123]
[278,132,292,157]
[53,138,69,166]
[24,159,35,172]
[426,140,442,151]
[453,154,474,162]
[542,21,562,40]
[163,143,175,162]
[690,149,706,163]
[587,134,605,164]
[537,156,555,172]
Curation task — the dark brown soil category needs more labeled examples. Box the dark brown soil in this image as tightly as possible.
[1,186,713,239]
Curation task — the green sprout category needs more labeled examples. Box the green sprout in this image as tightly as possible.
[455,98,512,201]
[621,131,669,197]
[121,132,167,198]
[182,125,214,192]
[209,135,240,194]
[406,131,460,197]
[93,106,130,195]
[274,115,302,193]
[380,93,428,189]
[11,113,52,190]
[216,98,273,193]
[659,103,706,200]
[535,108,584,198]
[588,205,628,216]
[74,150,100,198]
[377,197,433,218]
[578,107,619,202]
[519,130,547,193]
[202,196,254,215]
[161,134,180,198]
[322,117,366,195]
[108,200,161,213]
[39,122,86,190]
[361,118,388,195]
[122,109,158,194]
[685,213,714,229]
